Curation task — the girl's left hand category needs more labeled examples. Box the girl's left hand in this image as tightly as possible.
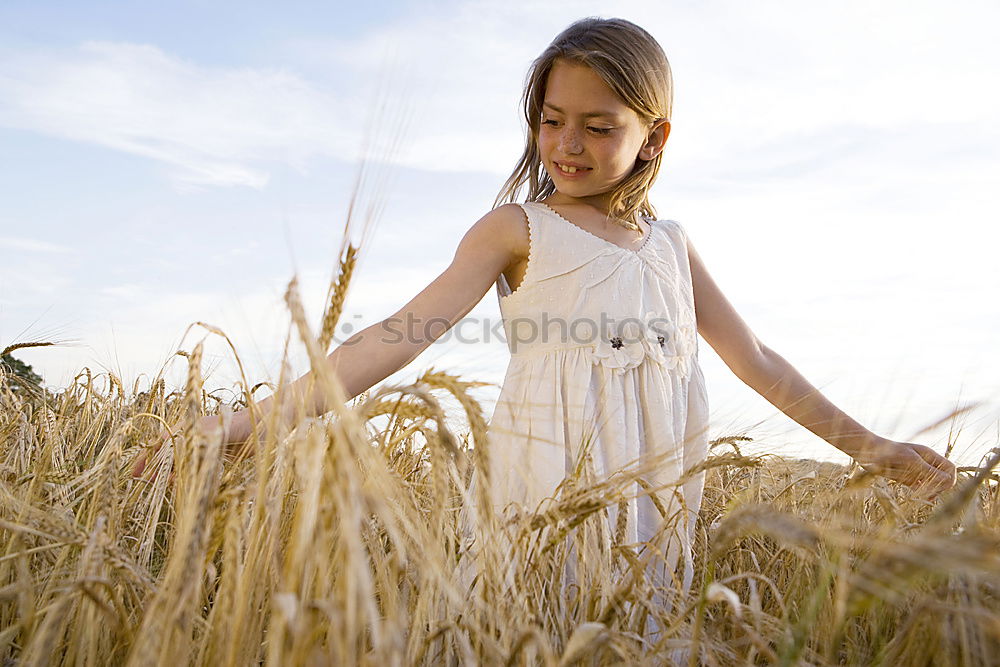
[856,438,957,499]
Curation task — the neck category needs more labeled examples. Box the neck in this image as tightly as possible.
[545,193,642,232]
[548,192,644,222]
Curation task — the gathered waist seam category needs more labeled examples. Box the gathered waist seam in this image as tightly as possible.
[510,342,595,358]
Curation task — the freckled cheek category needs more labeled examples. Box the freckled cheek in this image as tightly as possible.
[537,132,559,158]
[596,147,634,178]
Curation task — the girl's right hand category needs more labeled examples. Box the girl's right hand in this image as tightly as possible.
[131,411,254,480]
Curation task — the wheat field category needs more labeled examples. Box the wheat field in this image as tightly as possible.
[2,285,998,666]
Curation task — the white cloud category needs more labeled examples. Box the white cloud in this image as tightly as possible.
[4,1,997,184]
[99,284,143,299]
[0,41,357,187]
[0,236,71,253]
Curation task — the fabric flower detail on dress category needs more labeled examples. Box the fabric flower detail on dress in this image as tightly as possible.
[662,318,698,379]
[640,310,670,367]
[591,312,698,376]
[592,320,646,374]
[640,310,698,379]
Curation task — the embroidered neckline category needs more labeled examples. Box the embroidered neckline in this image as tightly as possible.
[535,202,654,255]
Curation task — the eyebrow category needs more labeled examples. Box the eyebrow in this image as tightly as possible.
[542,102,619,119]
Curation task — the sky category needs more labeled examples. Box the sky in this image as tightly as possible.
[2,0,998,465]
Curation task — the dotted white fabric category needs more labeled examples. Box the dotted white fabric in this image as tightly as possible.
[462,200,711,612]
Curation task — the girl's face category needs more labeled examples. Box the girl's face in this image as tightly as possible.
[538,59,668,212]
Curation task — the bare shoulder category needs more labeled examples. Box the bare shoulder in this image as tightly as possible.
[385,203,531,331]
[446,203,528,276]
[472,203,529,259]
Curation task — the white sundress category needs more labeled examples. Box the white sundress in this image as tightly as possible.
[462,200,711,610]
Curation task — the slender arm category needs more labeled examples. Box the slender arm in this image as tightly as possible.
[735,344,885,459]
[234,318,429,441]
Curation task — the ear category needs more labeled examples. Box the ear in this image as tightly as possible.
[638,119,671,161]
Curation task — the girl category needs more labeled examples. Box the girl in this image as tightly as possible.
[136,15,956,588]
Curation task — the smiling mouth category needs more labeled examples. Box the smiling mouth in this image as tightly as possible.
[554,161,592,175]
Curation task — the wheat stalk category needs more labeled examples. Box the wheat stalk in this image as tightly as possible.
[1,341,56,357]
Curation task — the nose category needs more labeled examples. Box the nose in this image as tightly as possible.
[558,126,583,155]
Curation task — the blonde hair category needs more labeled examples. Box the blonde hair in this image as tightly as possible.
[494,17,674,227]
